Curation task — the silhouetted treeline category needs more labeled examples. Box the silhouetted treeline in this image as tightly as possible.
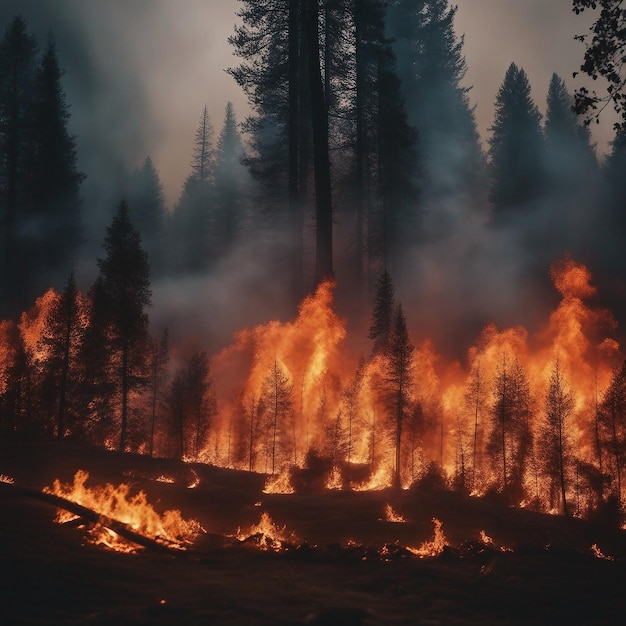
[0,17,84,318]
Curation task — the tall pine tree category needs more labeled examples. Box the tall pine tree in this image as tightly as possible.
[96,200,152,452]
[488,63,545,216]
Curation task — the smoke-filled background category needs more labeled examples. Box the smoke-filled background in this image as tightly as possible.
[0,0,620,359]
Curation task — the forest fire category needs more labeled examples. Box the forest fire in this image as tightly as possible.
[44,470,203,552]
[1,255,625,524]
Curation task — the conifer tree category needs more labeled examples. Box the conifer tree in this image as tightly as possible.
[385,302,414,488]
[598,360,626,504]
[213,102,246,257]
[37,273,83,439]
[127,156,166,276]
[170,105,215,273]
[27,39,85,291]
[368,268,396,356]
[488,63,545,216]
[544,74,597,187]
[96,200,152,452]
[387,0,483,203]
[488,355,533,500]
[0,16,38,316]
[263,359,294,474]
[540,359,574,515]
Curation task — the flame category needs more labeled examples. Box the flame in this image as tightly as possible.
[352,465,393,491]
[0,474,14,484]
[407,518,447,557]
[187,468,201,488]
[325,465,343,490]
[3,253,625,518]
[479,529,494,545]
[235,511,296,550]
[155,475,175,484]
[590,544,615,561]
[382,503,406,523]
[44,470,203,552]
[262,467,295,494]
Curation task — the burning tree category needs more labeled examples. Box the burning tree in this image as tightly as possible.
[37,274,84,439]
[487,355,534,501]
[598,360,626,506]
[384,303,415,488]
[540,359,574,515]
[263,359,295,475]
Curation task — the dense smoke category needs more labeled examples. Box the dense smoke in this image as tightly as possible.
[0,0,621,361]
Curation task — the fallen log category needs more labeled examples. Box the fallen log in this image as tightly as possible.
[0,481,182,554]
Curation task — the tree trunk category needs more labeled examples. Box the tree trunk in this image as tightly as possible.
[288,0,304,304]
[306,0,333,286]
[120,338,129,452]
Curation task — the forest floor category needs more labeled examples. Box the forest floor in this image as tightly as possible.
[1,438,626,625]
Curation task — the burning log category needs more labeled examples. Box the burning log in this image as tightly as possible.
[0,480,181,553]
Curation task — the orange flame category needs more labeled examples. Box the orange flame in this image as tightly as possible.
[235,511,296,550]
[45,470,203,552]
[407,518,447,557]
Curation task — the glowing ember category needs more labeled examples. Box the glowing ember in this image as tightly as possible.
[263,467,295,494]
[44,470,203,552]
[155,475,175,484]
[235,511,296,550]
[0,474,14,484]
[407,518,447,557]
[590,544,615,561]
[382,503,406,523]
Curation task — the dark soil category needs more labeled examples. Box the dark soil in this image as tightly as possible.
[1,438,626,625]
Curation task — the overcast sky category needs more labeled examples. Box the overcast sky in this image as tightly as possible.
[0,0,612,206]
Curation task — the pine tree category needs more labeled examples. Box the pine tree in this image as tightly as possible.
[368,268,396,356]
[387,0,483,203]
[385,303,414,488]
[488,63,545,215]
[487,355,533,500]
[170,105,215,273]
[166,351,215,460]
[37,273,83,439]
[0,16,38,317]
[598,360,626,504]
[213,102,246,258]
[76,276,115,444]
[263,359,294,474]
[27,39,85,292]
[540,359,574,515]
[96,199,152,452]
[126,156,166,276]
[545,74,597,187]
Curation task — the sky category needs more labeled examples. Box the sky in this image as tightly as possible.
[0,0,613,208]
